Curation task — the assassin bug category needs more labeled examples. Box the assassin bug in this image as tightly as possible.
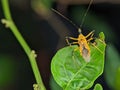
[52,0,95,62]
[66,29,94,62]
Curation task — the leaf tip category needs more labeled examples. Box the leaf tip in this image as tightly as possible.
[99,32,105,41]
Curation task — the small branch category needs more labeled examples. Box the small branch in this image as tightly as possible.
[1,0,46,90]
[1,0,12,20]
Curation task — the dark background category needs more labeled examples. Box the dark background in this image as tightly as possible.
[0,0,120,90]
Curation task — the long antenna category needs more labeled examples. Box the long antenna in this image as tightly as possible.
[80,0,94,28]
[51,8,79,30]
[52,0,94,33]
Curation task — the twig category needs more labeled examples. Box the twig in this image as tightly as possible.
[1,0,46,90]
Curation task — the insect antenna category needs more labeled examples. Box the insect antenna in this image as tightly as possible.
[80,0,94,28]
[52,0,94,33]
[51,8,79,31]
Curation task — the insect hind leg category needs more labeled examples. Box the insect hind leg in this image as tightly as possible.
[91,42,103,54]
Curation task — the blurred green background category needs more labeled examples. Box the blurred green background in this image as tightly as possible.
[0,0,120,90]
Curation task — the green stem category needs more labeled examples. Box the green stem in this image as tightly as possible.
[1,0,46,90]
[1,0,12,20]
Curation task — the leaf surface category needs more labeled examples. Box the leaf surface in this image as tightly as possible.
[94,84,103,90]
[51,32,106,90]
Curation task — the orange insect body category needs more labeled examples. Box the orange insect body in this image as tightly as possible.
[78,33,90,57]
[66,29,94,62]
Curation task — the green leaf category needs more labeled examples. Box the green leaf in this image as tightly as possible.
[51,32,106,90]
[94,84,103,90]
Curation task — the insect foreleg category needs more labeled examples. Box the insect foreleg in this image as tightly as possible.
[85,30,94,38]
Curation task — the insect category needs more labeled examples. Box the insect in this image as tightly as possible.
[66,29,94,62]
[52,0,94,62]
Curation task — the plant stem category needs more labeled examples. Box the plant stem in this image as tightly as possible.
[1,0,46,90]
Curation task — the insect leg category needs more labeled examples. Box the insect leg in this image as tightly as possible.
[73,47,79,52]
[87,37,94,42]
[68,37,78,40]
[85,30,94,38]
[70,42,78,45]
[66,36,78,46]
[66,37,71,46]
[91,43,103,54]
